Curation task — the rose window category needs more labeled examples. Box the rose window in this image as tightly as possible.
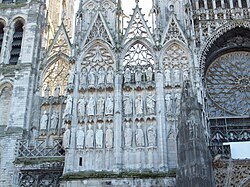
[206,51,250,116]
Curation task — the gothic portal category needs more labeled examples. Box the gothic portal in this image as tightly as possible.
[0,0,249,186]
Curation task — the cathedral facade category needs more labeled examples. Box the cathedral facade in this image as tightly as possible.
[0,0,249,186]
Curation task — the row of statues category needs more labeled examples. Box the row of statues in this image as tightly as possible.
[40,110,60,135]
[123,67,154,84]
[44,84,62,98]
[164,68,189,87]
[165,92,181,115]
[123,93,156,115]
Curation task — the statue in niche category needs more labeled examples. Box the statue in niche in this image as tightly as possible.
[105,124,113,149]
[96,96,105,116]
[135,95,144,115]
[63,95,73,119]
[45,84,50,98]
[123,95,133,115]
[97,67,106,85]
[54,85,60,97]
[147,124,157,146]
[105,95,114,115]
[88,68,96,86]
[40,111,48,131]
[124,68,131,83]
[146,67,153,81]
[106,67,114,84]
[135,123,145,147]
[63,124,71,149]
[175,92,181,115]
[124,122,132,147]
[135,68,142,83]
[86,124,94,148]
[76,126,85,148]
[95,123,103,148]
[165,69,171,86]
[165,93,172,114]
[50,111,59,134]
[80,68,87,87]
[86,96,95,116]
[146,93,155,114]
[78,97,86,117]
[173,68,180,86]
[68,68,75,86]
[30,127,38,147]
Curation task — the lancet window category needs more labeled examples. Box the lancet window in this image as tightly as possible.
[0,83,13,126]
[0,20,5,56]
[9,20,24,65]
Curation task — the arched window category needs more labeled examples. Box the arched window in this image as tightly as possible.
[0,21,5,56]
[0,83,13,126]
[10,20,24,65]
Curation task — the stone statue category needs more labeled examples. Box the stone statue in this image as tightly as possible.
[135,68,142,83]
[135,95,143,115]
[173,68,180,86]
[40,111,48,130]
[105,95,114,115]
[123,95,133,115]
[147,125,156,146]
[86,96,95,116]
[76,126,84,148]
[165,93,172,114]
[88,68,96,86]
[105,124,113,149]
[124,122,132,147]
[124,68,131,83]
[45,84,50,98]
[68,68,75,85]
[78,97,86,117]
[106,67,114,84]
[165,69,171,86]
[80,68,87,87]
[95,123,103,148]
[63,124,71,149]
[146,93,155,114]
[63,95,73,119]
[96,96,105,116]
[50,111,59,133]
[175,93,181,115]
[54,85,60,97]
[86,124,94,148]
[30,127,38,147]
[97,67,106,85]
[146,67,153,81]
[135,123,145,147]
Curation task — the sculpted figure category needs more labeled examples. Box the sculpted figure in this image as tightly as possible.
[124,122,132,147]
[106,67,114,84]
[40,111,48,130]
[97,67,106,85]
[68,68,75,85]
[135,95,143,115]
[78,97,86,117]
[88,68,96,86]
[30,127,38,147]
[54,85,60,97]
[173,68,180,86]
[146,93,155,114]
[50,111,59,133]
[105,95,114,115]
[95,123,103,148]
[63,124,71,149]
[86,96,95,116]
[45,84,50,98]
[165,93,172,114]
[175,93,181,115]
[76,126,85,148]
[165,69,171,86]
[80,68,87,87]
[124,68,131,83]
[135,68,142,83]
[105,124,113,149]
[123,95,133,115]
[147,125,157,146]
[63,95,73,118]
[135,123,145,147]
[146,67,153,81]
[86,124,94,148]
[96,96,105,116]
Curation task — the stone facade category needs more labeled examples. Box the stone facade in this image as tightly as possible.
[0,0,249,186]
